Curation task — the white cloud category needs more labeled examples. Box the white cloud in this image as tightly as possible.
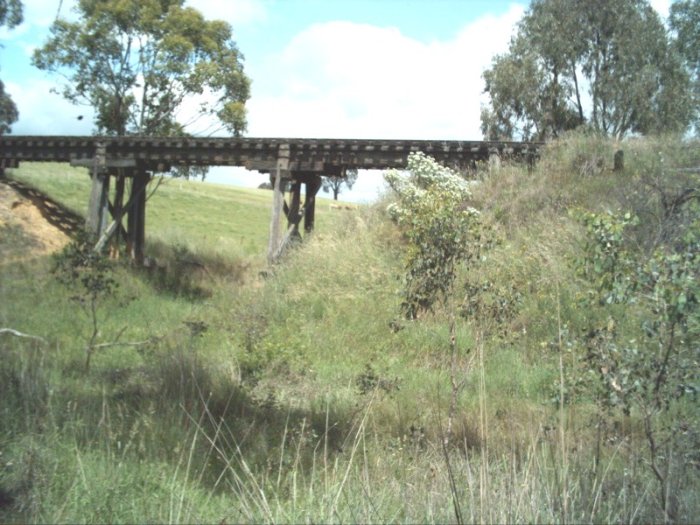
[245,5,524,140]
[19,0,78,29]
[0,24,26,41]
[6,79,94,135]
[649,0,671,19]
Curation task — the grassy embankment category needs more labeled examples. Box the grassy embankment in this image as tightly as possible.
[1,134,698,523]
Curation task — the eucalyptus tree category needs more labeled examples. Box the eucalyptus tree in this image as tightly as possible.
[322,169,358,201]
[481,33,582,141]
[32,0,250,137]
[481,0,693,140]
[0,80,17,135]
[670,0,700,135]
[0,0,22,135]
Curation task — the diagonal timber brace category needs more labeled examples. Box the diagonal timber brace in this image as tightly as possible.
[93,174,149,255]
[75,146,149,262]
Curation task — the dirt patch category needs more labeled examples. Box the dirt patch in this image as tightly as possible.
[0,177,77,259]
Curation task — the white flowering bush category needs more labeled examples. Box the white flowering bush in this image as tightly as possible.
[385,152,485,319]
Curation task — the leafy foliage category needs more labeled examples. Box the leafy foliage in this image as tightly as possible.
[0,79,18,135]
[0,0,22,28]
[576,211,638,305]
[481,0,694,140]
[385,152,484,319]
[576,211,699,403]
[0,0,22,135]
[32,0,250,137]
[460,278,523,338]
[481,22,582,141]
[53,232,117,303]
[574,210,700,520]
[53,232,119,371]
[670,0,700,136]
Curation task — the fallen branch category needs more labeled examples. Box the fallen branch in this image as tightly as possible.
[0,328,47,344]
[90,337,160,351]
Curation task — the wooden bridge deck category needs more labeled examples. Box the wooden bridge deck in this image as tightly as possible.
[0,136,542,174]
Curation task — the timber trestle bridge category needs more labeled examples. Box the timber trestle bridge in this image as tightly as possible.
[0,136,542,262]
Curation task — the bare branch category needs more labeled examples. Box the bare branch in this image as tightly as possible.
[90,337,159,351]
[0,328,47,344]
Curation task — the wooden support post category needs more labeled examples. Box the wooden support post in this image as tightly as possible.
[1,159,19,178]
[127,181,136,258]
[135,176,147,263]
[86,142,109,240]
[304,175,322,233]
[526,150,536,173]
[111,173,126,257]
[287,180,303,239]
[488,151,501,175]
[268,144,290,264]
[127,172,149,263]
[614,150,624,172]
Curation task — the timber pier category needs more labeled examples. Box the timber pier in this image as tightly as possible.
[0,136,542,262]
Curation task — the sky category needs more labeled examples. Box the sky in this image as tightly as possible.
[1,0,672,202]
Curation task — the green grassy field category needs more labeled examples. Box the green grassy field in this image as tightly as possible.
[1,136,698,523]
[5,164,352,261]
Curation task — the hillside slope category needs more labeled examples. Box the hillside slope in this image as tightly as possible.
[1,135,698,523]
[0,177,73,260]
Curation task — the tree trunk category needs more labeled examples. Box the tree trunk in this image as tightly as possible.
[572,63,585,124]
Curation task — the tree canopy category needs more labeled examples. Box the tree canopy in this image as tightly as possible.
[0,0,22,135]
[0,0,22,28]
[0,80,18,134]
[32,0,250,137]
[670,0,700,135]
[481,0,695,140]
